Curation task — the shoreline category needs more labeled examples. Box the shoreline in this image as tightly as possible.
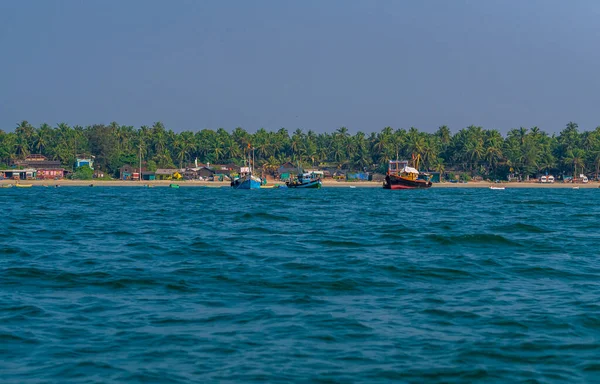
[1,179,599,188]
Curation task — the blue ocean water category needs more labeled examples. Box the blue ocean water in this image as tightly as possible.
[1,186,599,383]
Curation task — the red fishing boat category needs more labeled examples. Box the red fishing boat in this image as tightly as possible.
[383,159,432,190]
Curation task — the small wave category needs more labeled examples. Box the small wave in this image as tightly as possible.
[429,233,520,246]
[0,332,41,344]
[239,212,290,221]
[277,294,329,306]
[317,240,366,248]
[511,199,567,206]
[493,222,550,233]
[422,308,481,320]
[0,246,32,257]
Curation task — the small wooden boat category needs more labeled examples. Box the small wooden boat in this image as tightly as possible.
[0,184,13,188]
[169,184,180,189]
[15,184,33,188]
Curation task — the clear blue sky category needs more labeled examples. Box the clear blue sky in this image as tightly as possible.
[1,0,599,134]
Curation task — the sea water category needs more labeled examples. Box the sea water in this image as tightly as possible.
[1,187,599,383]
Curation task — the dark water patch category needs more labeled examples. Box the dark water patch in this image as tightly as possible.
[429,233,521,247]
[317,239,367,248]
[493,222,550,233]
[0,246,32,257]
[510,200,567,206]
[239,212,290,221]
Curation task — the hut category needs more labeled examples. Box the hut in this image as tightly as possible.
[142,171,155,181]
[0,168,37,180]
[155,169,183,180]
[197,167,215,179]
[278,162,297,175]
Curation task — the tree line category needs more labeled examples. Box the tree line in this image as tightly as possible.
[1,121,598,180]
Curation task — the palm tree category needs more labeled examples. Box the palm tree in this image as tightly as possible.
[564,149,585,178]
[432,157,445,181]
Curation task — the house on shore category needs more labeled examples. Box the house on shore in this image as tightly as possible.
[155,169,184,180]
[120,165,146,180]
[13,155,65,179]
[0,168,37,180]
[141,171,156,181]
[197,167,215,179]
[76,155,94,169]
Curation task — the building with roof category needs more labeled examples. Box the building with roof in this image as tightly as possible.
[76,155,94,169]
[120,165,146,180]
[14,154,62,170]
[0,169,37,180]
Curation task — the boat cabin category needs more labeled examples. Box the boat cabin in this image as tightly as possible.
[297,172,319,182]
[388,160,419,181]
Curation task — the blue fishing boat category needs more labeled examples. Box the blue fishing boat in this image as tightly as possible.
[231,174,261,189]
[231,148,261,190]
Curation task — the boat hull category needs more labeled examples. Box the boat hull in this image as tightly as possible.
[231,175,261,190]
[286,179,322,189]
[383,175,432,190]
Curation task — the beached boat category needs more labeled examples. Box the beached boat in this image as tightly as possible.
[231,173,261,189]
[0,184,13,188]
[489,186,505,190]
[383,159,432,190]
[169,184,180,189]
[286,172,322,189]
[15,184,33,188]
[231,149,261,190]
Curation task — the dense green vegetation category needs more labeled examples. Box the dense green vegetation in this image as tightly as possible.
[72,165,93,180]
[1,121,599,180]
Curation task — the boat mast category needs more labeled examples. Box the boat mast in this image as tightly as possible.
[139,144,142,182]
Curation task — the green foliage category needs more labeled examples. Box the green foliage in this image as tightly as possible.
[3,121,600,180]
[72,165,93,180]
[146,160,157,172]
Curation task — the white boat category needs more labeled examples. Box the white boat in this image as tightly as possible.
[540,176,548,183]
[548,175,555,183]
[573,186,580,190]
[489,186,505,190]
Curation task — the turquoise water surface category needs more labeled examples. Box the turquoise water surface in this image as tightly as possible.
[1,187,599,383]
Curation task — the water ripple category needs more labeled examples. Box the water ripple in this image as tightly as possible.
[1,187,600,382]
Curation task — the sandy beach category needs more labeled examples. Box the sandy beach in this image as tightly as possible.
[1,179,599,188]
